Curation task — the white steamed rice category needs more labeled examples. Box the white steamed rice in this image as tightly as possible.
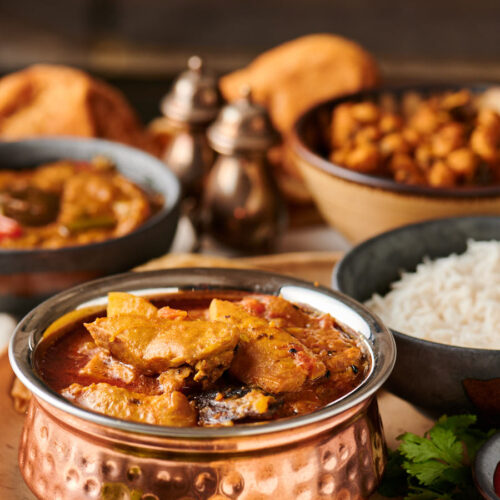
[365,239,500,349]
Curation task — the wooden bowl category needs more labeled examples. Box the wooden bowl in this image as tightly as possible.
[288,85,500,243]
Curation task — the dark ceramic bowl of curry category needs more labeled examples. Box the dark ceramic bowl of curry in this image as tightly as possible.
[0,138,181,315]
[9,267,396,500]
[333,215,500,421]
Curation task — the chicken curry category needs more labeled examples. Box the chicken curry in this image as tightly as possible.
[0,157,161,249]
[35,291,370,427]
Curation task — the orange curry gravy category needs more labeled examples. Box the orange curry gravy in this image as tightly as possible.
[0,158,162,249]
[35,291,371,427]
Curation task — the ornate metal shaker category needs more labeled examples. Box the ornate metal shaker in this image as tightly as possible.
[160,56,222,197]
[203,87,286,252]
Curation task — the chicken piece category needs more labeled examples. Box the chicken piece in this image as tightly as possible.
[209,300,326,393]
[85,315,239,385]
[283,314,368,383]
[195,387,280,426]
[107,292,158,318]
[77,341,100,356]
[62,382,196,426]
[158,366,192,392]
[79,349,137,384]
[239,296,367,384]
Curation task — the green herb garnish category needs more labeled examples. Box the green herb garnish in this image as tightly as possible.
[378,414,497,499]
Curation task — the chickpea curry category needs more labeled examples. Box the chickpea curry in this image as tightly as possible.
[35,291,370,427]
[0,157,161,249]
[329,89,500,187]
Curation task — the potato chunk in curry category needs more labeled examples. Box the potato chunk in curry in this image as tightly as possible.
[85,315,240,384]
[63,382,196,426]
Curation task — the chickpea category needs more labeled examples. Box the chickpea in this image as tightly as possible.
[331,104,358,148]
[345,143,380,172]
[446,148,479,178]
[390,153,425,185]
[431,122,465,157]
[428,161,456,187]
[402,127,420,147]
[329,90,500,188]
[394,169,426,185]
[354,125,381,145]
[470,127,498,162]
[401,91,424,118]
[477,108,500,134]
[389,152,415,173]
[409,105,442,135]
[415,144,433,170]
[351,102,380,123]
[330,148,349,165]
[379,113,403,134]
[380,133,409,157]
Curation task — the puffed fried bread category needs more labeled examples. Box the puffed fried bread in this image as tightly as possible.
[0,64,157,154]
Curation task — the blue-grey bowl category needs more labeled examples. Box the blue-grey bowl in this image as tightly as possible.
[333,215,500,420]
[0,138,181,315]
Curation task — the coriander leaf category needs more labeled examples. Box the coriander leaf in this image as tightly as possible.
[402,460,451,486]
[378,414,497,500]
[427,426,463,467]
[434,414,476,435]
[398,432,448,463]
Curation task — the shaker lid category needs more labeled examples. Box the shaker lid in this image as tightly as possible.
[160,56,223,124]
[207,86,280,154]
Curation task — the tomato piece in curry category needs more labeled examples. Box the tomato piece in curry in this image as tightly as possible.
[35,291,371,427]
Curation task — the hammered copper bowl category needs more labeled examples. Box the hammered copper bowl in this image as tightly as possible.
[289,84,500,244]
[9,268,396,500]
[0,138,181,316]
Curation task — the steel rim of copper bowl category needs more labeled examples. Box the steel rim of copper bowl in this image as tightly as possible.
[290,83,500,199]
[9,267,396,440]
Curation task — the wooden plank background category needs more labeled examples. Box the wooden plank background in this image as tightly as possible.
[1,0,500,121]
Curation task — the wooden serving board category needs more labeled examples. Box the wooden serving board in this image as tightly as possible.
[0,251,433,499]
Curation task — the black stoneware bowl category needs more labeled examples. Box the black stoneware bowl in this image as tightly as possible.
[0,138,181,316]
[333,215,500,420]
[475,432,500,499]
